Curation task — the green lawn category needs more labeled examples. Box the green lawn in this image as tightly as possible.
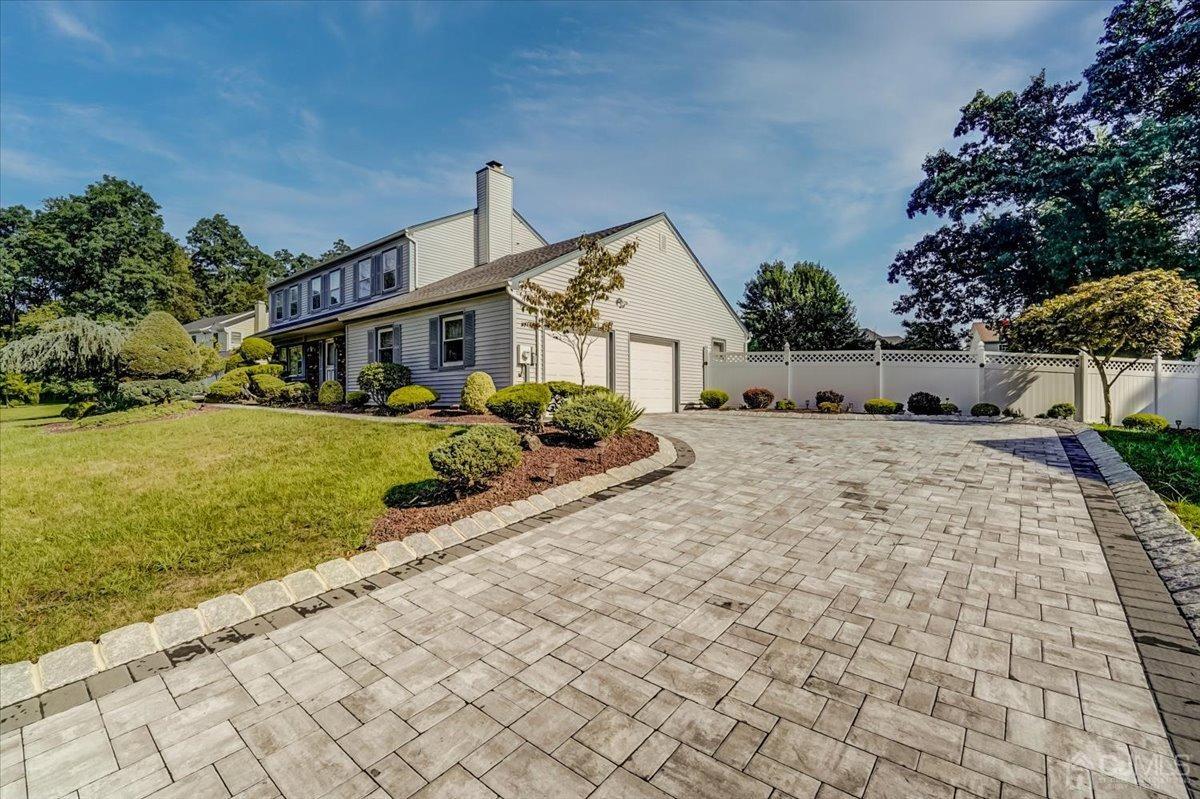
[1095,425,1199,540]
[0,404,458,663]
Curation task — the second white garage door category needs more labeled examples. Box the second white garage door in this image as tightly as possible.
[544,333,609,387]
[629,338,675,413]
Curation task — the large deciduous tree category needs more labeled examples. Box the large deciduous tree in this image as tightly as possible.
[187,214,282,316]
[740,261,864,351]
[888,0,1198,331]
[517,235,637,385]
[1008,269,1200,425]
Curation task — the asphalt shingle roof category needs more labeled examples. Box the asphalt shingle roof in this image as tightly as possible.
[183,309,253,332]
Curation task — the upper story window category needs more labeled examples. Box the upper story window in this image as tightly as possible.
[376,327,395,364]
[382,248,398,292]
[441,314,464,367]
[328,270,342,307]
[356,259,371,299]
[288,285,299,317]
[310,276,323,311]
[273,292,284,321]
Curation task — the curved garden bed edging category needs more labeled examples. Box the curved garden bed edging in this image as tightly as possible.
[0,433,678,709]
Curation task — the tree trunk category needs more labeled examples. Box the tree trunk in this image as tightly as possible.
[1092,356,1114,426]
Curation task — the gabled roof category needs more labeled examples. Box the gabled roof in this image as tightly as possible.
[971,321,999,342]
[184,309,254,333]
[337,216,654,322]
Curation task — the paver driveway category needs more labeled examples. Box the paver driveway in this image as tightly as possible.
[5,415,1188,799]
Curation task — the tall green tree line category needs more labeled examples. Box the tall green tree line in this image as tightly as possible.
[0,175,348,338]
[888,0,1198,335]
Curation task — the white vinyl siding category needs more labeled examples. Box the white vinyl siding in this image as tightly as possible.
[409,212,475,287]
[513,217,745,409]
[543,333,609,387]
[345,291,512,403]
[512,212,546,254]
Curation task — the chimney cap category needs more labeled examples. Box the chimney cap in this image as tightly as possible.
[485,160,504,170]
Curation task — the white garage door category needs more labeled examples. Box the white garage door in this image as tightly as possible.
[629,338,675,413]
[544,333,609,387]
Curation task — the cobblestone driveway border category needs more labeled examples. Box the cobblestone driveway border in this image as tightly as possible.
[0,434,680,712]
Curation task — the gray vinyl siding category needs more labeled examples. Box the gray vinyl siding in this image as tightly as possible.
[410,212,475,287]
[345,291,513,404]
[512,217,745,409]
[512,213,544,254]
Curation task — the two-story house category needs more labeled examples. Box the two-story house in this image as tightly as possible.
[262,162,746,412]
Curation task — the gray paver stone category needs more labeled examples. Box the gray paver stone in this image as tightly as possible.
[99,623,159,667]
[348,551,386,578]
[429,525,463,548]
[0,661,40,705]
[282,569,328,601]
[315,558,360,588]
[404,533,438,558]
[153,609,206,649]
[376,541,415,568]
[38,642,102,690]
[198,594,254,631]
[243,581,295,615]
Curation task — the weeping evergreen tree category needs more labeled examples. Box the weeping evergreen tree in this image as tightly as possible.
[0,316,126,382]
[739,261,865,351]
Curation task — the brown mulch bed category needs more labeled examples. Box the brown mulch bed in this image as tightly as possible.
[371,429,658,542]
[402,407,510,425]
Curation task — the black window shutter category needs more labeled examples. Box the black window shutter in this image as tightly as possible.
[392,323,402,364]
[371,255,381,295]
[321,273,329,307]
[429,317,440,370]
[367,328,376,363]
[463,310,476,368]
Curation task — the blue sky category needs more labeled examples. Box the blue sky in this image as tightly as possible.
[1,1,1111,332]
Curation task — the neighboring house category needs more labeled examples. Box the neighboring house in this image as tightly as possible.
[262,161,746,412]
[969,322,1002,351]
[185,302,269,355]
[860,328,904,347]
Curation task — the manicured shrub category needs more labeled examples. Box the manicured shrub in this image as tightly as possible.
[864,398,903,414]
[907,391,942,415]
[428,426,522,491]
[224,352,246,371]
[815,390,844,406]
[775,398,798,410]
[2,372,41,406]
[358,362,411,406]
[238,337,274,363]
[1002,406,1025,418]
[553,391,644,443]
[699,389,728,409]
[817,401,840,413]
[971,402,1000,417]
[61,401,97,419]
[461,371,497,413]
[346,390,369,408]
[120,311,201,380]
[546,381,586,400]
[250,373,286,401]
[206,379,243,402]
[318,380,344,405]
[197,346,224,377]
[940,401,959,415]
[117,379,194,407]
[487,383,551,429]
[742,387,774,409]
[280,382,311,404]
[224,364,284,387]
[1122,412,1169,432]
[387,385,438,414]
[1046,402,1076,419]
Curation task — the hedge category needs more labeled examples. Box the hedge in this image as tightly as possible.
[1122,413,1169,432]
[461,371,496,413]
[487,383,551,429]
[387,385,438,414]
[318,380,344,405]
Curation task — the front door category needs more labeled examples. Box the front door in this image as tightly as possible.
[303,341,321,389]
[324,340,338,383]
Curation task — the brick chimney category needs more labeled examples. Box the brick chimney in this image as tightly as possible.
[475,161,513,265]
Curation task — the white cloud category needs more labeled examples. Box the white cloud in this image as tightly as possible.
[40,3,110,52]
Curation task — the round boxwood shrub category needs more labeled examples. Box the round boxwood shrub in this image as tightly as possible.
[699,389,728,409]
[61,401,97,419]
[815,389,844,407]
[461,371,497,413]
[1122,412,1169,432]
[279,382,311,405]
[387,385,438,414]
[775,398,798,410]
[487,383,551,429]
[197,346,224,377]
[940,401,959,414]
[907,391,942,415]
[318,380,344,405]
[346,390,369,408]
[120,311,202,380]
[224,352,246,371]
[553,392,626,443]
[428,426,522,491]
[864,398,903,414]
[742,386,774,409]
[358,362,412,406]
[546,381,586,400]
[971,402,1001,417]
[238,337,274,363]
[206,379,243,402]
[817,401,840,413]
[117,379,193,407]
[1046,402,1076,419]
[250,373,286,401]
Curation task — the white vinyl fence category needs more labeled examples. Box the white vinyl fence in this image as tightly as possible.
[703,342,1200,427]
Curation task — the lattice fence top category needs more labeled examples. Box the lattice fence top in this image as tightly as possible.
[1162,361,1200,376]
[881,350,973,366]
[987,352,1078,369]
[789,350,875,364]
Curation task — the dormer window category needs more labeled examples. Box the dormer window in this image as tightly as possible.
[273,291,284,321]
[356,258,371,299]
[382,248,398,292]
[328,270,342,306]
[288,285,299,317]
